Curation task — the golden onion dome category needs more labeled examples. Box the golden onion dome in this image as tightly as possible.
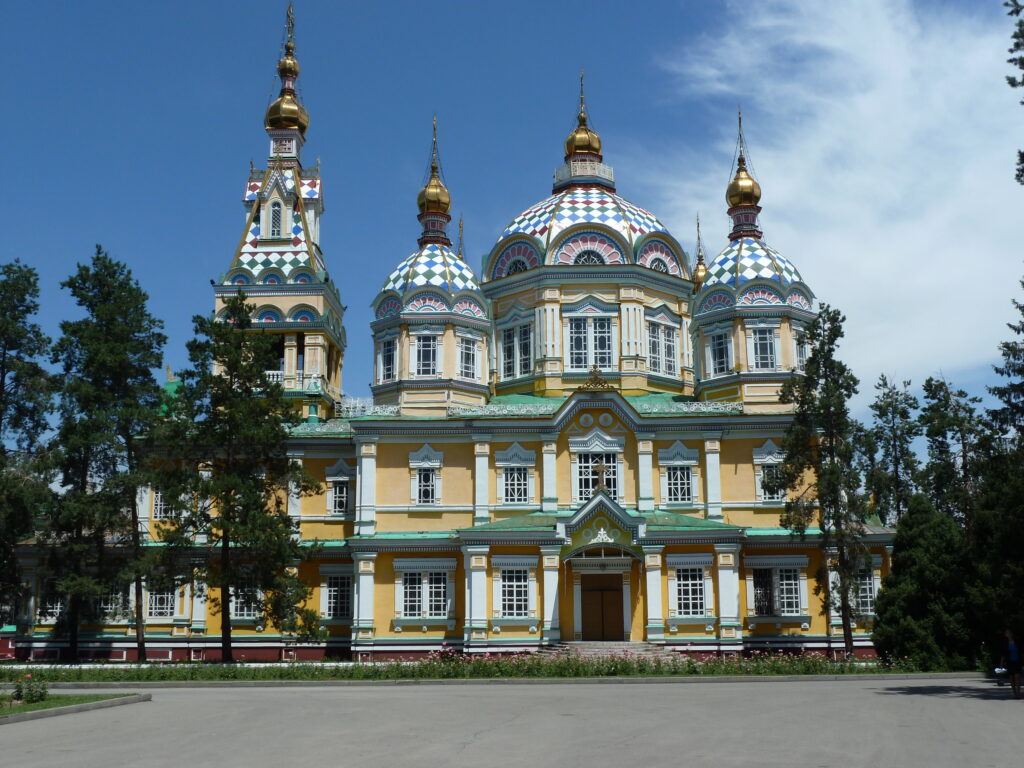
[278,41,300,78]
[564,110,602,158]
[417,160,451,215]
[692,260,708,289]
[265,42,309,135]
[726,153,761,207]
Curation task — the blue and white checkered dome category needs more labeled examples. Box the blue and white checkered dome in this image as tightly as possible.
[703,237,803,289]
[499,184,669,249]
[380,242,482,299]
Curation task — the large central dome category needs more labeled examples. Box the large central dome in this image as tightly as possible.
[500,185,669,249]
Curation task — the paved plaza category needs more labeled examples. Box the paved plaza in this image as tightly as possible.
[3,677,1020,767]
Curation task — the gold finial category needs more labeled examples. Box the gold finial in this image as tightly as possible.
[693,213,708,290]
[726,109,761,207]
[265,3,309,135]
[457,215,464,258]
[564,70,602,159]
[576,365,615,391]
[418,114,451,215]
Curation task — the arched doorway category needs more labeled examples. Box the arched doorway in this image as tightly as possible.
[567,546,638,641]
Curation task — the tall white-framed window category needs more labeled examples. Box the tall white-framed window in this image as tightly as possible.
[378,338,396,383]
[792,323,809,372]
[147,588,175,619]
[576,452,618,500]
[457,332,481,381]
[325,458,354,517]
[494,443,537,505]
[708,331,732,376]
[855,566,878,616]
[39,583,64,621]
[394,559,455,621]
[269,201,283,238]
[500,323,533,379]
[753,440,785,503]
[744,320,780,373]
[500,569,530,617]
[647,321,679,376]
[97,591,128,619]
[414,334,438,377]
[745,555,808,618]
[230,580,261,621]
[409,445,443,506]
[152,490,172,520]
[325,575,352,620]
[567,316,614,371]
[667,555,715,620]
[491,555,538,620]
[658,441,700,506]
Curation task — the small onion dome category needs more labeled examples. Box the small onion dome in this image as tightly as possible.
[265,43,310,135]
[692,259,708,290]
[726,152,761,207]
[564,110,602,159]
[417,160,451,215]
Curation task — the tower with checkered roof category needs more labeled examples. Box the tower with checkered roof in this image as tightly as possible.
[370,119,490,414]
[216,6,346,422]
[480,76,695,397]
[691,115,817,407]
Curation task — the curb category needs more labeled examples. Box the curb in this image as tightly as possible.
[39,672,982,689]
[0,693,151,725]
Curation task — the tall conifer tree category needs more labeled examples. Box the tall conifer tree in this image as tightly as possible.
[158,292,320,663]
[1006,1,1024,183]
[0,260,53,621]
[769,305,868,657]
[46,247,166,661]
[866,375,920,525]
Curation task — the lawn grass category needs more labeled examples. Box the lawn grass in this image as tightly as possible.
[1,694,120,716]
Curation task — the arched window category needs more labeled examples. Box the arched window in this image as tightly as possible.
[270,201,283,238]
[263,274,280,285]
[292,272,312,284]
[232,274,250,285]
[649,258,669,273]
[574,250,605,265]
[506,259,528,276]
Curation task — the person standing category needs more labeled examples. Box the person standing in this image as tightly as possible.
[1001,629,1021,699]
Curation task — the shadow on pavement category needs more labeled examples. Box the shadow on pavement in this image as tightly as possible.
[874,683,1014,701]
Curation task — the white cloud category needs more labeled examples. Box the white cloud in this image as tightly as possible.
[625,0,1023,395]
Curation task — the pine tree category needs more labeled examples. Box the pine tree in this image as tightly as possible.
[1006,1,1024,183]
[989,275,1024,439]
[918,377,991,535]
[45,247,166,662]
[866,375,920,525]
[873,494,975,670]
[157,292,320,663]
[0,260,53,622]
[770,304,869,657]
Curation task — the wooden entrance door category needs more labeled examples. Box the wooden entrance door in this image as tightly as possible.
[580,573,624,641]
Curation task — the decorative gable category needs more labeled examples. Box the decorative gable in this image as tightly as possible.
[560,492,645,546]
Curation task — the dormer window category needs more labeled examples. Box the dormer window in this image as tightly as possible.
[574,250,605,265]
[649,258,669,273]
[506,259,528,276]
[270,201,283,238]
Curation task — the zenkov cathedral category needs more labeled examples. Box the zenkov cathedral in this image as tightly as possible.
[10,16,893,661]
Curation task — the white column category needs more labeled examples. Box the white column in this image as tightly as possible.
[191,577,207,633]
[637,436,654,511]
[572,572,583,640]
[356,440,377,535]
[643,547,665,642]
[540,546,561,644]
[541,438,558,512]
[714,543,742,648]
[463,546,489,649]
[704,437,723,520]
[622,572,633,641]
[352,552,377,655]
[473,439,490,525]
[287,456,302,540]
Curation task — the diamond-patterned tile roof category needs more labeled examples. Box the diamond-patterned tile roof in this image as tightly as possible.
[703,237,803,288]
[499,185,668,249]
[381,243,482,298]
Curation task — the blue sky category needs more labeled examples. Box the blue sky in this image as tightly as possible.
[4,0,1021,412]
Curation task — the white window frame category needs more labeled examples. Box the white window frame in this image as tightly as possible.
[666,554,715,620]
[753,439,786,503]
[658,441,700,507]
[491,555,538,621]
[499,323,533,380]
[393,558,456,623]
[564,314,618,371]
[456,330,482,382]
[646,319,679,376]
[325,458,354,517]
[415,334,438,378]
[706,329,732,377]
[409,445,443,506]
[744,319,780,373]
[377,337,397,383]
[319,564,354,622]
[568,429,625,504]
[230,579,261,622]
[854,558,882,617]
[792,322,808,372]
[147,588,175,619]
[494,442,537,505]
[269,200,284,238]
[744,555,809,619]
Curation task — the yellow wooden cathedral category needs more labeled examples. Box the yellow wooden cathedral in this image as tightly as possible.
[7,12,893,662]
